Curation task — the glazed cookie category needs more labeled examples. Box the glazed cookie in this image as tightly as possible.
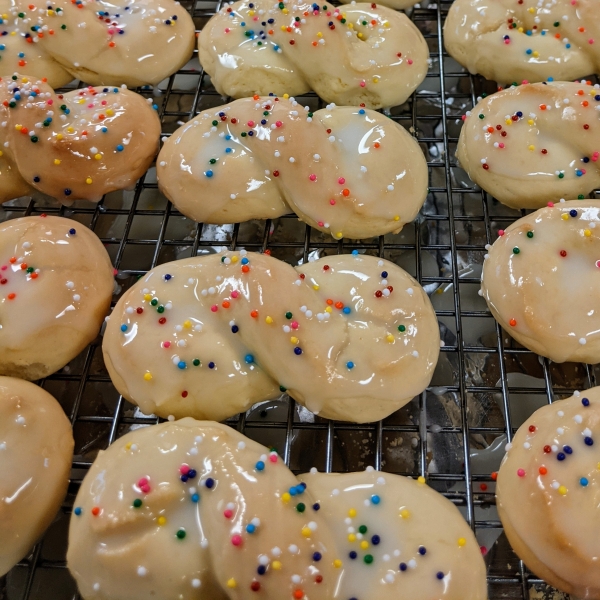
[299,470,487,600]
[0,0,72,87]
[103,251,440,423]
[457,81,600,209]
[445,0,600,85]
[1,376,74,576]
[0,75,160,204]
[0,215,114,379]
[496,387,600,598]
[68,418,341,600]
[157,97,428,240]
[14,0,195,87]
[198,0,429,110]
[481,200,600,363]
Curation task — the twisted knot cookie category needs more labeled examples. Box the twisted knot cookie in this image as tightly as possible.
[103,252,440,423]
[481,201,600,364]
[67,418,487,600]
[1,376,73,577]
[0,215,114,380]
[444,0,600,84]
[157,97,428,240]
[457,81,600,209]
[497,387,600,598]
[198,0,429,110]
[0,75,160,204]
[9,0,195,87]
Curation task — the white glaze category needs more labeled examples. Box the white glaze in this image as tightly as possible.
[457,81,600,209]
[445,0,600,84]
[0,215,114,379]
[198,0,429,110]
[497,387,600,598]
[482,200,600,363]
[157,97,428,240]
[102,251,440,423]
[0,376,73,576]
[0,75,160,204]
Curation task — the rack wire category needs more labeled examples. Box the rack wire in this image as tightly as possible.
[2,0,598,598]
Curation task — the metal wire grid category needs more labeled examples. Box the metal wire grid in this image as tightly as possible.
[1,1,599,598]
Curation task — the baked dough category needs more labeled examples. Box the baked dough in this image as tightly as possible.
[481,200,600,364]
[457,81,600,209]
[299,470,487,600]
[67,418,340,600]
[14,0,195,87]
[444,0,600,85]
[1,376,74,576]
[340,0,418,9]
[496,386,600,598]
[198,0,429,110]
[102,251,440,423]
[0,215,114,380]
[0,75,160,204]
[68,418,487,600]
[0,0,72,87]
[157,97,428,240]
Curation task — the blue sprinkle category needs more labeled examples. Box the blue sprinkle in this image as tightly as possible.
[225,135,232,140]
[246,523,256,533]
[381,271,388,278]
[241,257,249,265]
[585,436,594,446]
[225,147,232,153]
[595,95,600,102]
[437,572,445,580]
[526,48,532,54]
[257,565,266,575]
[33,176,40,182]
[299,482,307,489]
[312,503,320,511]
[418,546,427,555]
[313,552,322,561]
[371,535,381,545]
[205,170,214,177]
[294,347,302,355]
[101,127,108,133]
[566,43,571,48]
[231,325,239,333]
[547,76,553,81]
[260,119,267,125]
[349,551,357,559]
[343,307,351,314]
[273,45,280,51]
[205,478,215,489]
[0,45,5,50]
[74,507,82,516]
[181,475,189,482]
[18,51,24,57]
[64,188,72,196]
[177,361,186,369]
[120,324,128,332]
[116,144,124,152]
[208,362,215,369]
[289,487,297,496]
[255,460,265,471]
[69,228,76,235]
[245,354,254,364]
[188,469,196,479]
[576,170,583,177]
[580,477,589,487]
[346,361,354,369]
[371,494,380,505]
[557,452,566,461]
[241,21,246,25]
[358,109,365,114]
[164,273,172,280]
[583,397,590,406]
[583,157,590,163]
[352,249,359,255]
[564,445,573,454]
[399,563,407,572]
[569,209,578,217]
[191,493,200,502]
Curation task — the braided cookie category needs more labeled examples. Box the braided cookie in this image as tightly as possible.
[67,419,487,600]
[481,201,600,364]
[457,81,600,209]
[103,251,440,423]
[0,215,114,380]
[157,97,428,240]
[496,387,600,598]
[444,0,600,85]
[1,376,73,577]
[12,0,195,87]
[198,0,429,110]
[0,75,160,204]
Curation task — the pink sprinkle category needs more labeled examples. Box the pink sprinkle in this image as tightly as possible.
[360,81,366,88]
[309,174,317,181]
[480,546,488,556]
[330,199,336,205]
[595,260,600,268]
[163,341,171,348]
[231,290,239,299]
[498,229,505,236]
[113,268,118,276]
[247,121,255,127]
[179,464,190,475]
[517,468,525,477]
[225,27,230,32]
[522,80,529,85]
[138,478,148,487]
[461,115,467,121]
[338,177,345,184]
[253,15,258,20]
[231,534,243,546]
[275,121,282,127]
[141,484,151,493]
[291,321,299,329]
[269,454,278,463]
[87,103,94,108]
[47,99,53,105]
[581,169,587,175]
[102,100,107,106]
[318,221,324,227]
[547,202,554,207]
[498,143,505,149]
[1,266,6,271]
[224,509,233,519]
[407,59,413,65]
[211,305,218,312]
[326,10,331,15]
[504,39,510,45]
[107,28,114,34]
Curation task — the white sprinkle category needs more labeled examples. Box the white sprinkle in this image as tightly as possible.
[505,442,512,451]
[412,351,419,358]
[0,443,6,450]
[126,307,134,314]
[363,499,370,506]
[175,325,183,332]
[258,554,270,566]
[328,135,335,142]
[291,575,301,584]
[583,428,592,437]
[574,414,583,424]
[93,583,100,592]
[308,521,317,531]
[408,559,417,569]
[305,310,312,318]
[393,550,401,557]
[16,416,25,425]
[551,444,558,452]
[313,154,320,161]
[557,427,564,435]
[382,288,390,297]
[523,442,531,449]
[288,544,299,554]
[382,554,390,561]
[137,567,147,577]
[310,467,318,473]
[551,481,560,490]
[208,287,216,295]
[289,157,295,163]
[360,165,367,173]
[580,338,587,345]
[191,579,201,588]
[332,488,340,496]
[387,184,394,192]
[272,547,282,557]
[22,241,31,249]
[189,447,198,455]
[188,278,195,285]
[385,574,395,583]
[274,151,280,157]
[167,415,175,422]
[73,294,80,301]
[251,517,261,527]
[378,260,384,266]
[195,435,203,444]
[66,281,74,289]
[194,324,202,332]
[377,476,386,485]
[406,287,414,296]
[557,411,564,417]
[283,325,291,333]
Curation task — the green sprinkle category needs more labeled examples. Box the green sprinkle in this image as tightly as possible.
[558,173,564,179]
[279,385,287,392]
[513,247,520,254]
[398,325,406,332]
[526,231,534,238]
[578,194,585,199]
[307,112,313,118]
[553,21,560,26]
[263,111,269,116]
[30,136,38,143]
[193,359,201,366]
[478,114,485,120]
[340,17,346,23]
[60,23,66,29]
[133,499,142,508]
[176,528,186,540]
[241,132,247,137]
[364,554,374,564]
[358,525,367,534]
[278,2,284,7]
[209,158,217,164]
[26,267,34,273]
[285,312,293,319]
[296,503,305,513]
[212,120,218,126]
[157,305,165,313]
[150,298,158,306]
[17,12,24,17]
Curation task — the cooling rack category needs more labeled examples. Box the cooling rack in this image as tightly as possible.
[2,0,598,598]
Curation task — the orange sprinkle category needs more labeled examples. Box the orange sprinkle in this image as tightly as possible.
[108,41,116,47]
[91,506,100,516]
[326,299,333,305]
[293,591,304,599]
[539,466,547,475]
[241,265,250,273]
[7,293,15,300]
[9,257,16,263]
[373,142,380,148]
[342,188,350,197]
[312,40,317,46]
[491,471,498,481]
[583,101,589,107]
[335,301,343,309]
[30,272,38,279]
[253,94,259,100]
[509,318,517,327]
[540,104,547,110]
[20,263,27,270]
[222,300,230,308]
[250,310,259,318]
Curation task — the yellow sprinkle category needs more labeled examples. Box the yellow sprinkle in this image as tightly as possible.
[393,215,400,221]
[143,372,153,381]
[56,133,63,140]
[399,509,410,519]
[248,9,255,15]
[505,119,512,125]
[597,462,600,470]
[372,77,379,84]
[280,25,286,30]
[272,561,282,570]
[282,7,288,13]
[383,21,390,27]
[226,579,237,589]
[290,336,299,344]
[527,6,534,12]
[283,94,289,99]
[347,533,356,542]
[313,284,320,291]
[156,516,166,526]
[86,177,93,185]
[67,126,74,133]
[317,31,322,37]
[231,255,238,263]
[584,229,592,237]
[335,232,343,239]
[360,541,369,550]
[265,316,274,324]
[14,124,22,131]
[78,98,85,104]
[94,153,102,160]
[0,151,3,157]
[527,119,534,125]
[518,26,523,32]
[144,293,152,301]
[10,30,15,35]
[386,334,394,343]
[106,109,114,116]
[348,22,353,29]
[561,213,569,221]
[458,537,466,547]
[417,476,426,484]
[125,442,132,450]
[53,159,61,165]
[558,485,568,496]
[183,320,192,328]
[533,51,539,58]
[301,527,311,537]
[281,492,291,503]
[325,306,332,313]
[528,145,535,151]
[333,559,342,568]
[348,508,357,518]
[47,9,54,14]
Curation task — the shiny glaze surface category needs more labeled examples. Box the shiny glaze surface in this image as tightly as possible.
[0,376,73,576]
[457,81,600,209]
[0,75,160,204]
[198,0,429,110]
[497,387,600,598]
[17,0,195,87]
[102,251,440,423]
[482,201,600,364]
[157,97,428,240]
[0,0,72,86]
[445,0,600,84]
[68,419,341,600]
[299,470,488,600]
[0,215,114,380]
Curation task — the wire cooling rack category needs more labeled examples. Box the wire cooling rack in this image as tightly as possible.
[2,1,599,598]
